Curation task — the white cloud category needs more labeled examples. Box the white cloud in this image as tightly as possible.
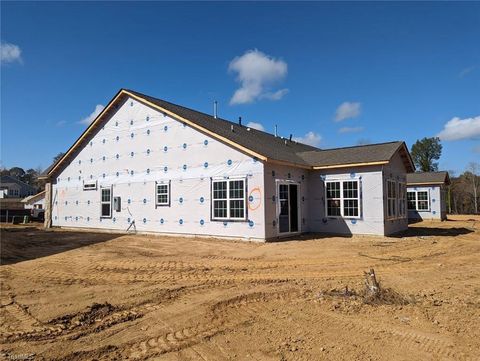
[459,66,476,78]
[1,42,22,64]
[246,121,265,131]
[437,115,480,141]
[339,126,364,134]
[335,101,361,122]
[56,120,67,127]
[293,131,322,147]
[228,49,288,105]
[79,104,105,125]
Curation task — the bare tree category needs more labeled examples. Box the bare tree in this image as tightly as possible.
[467,162,479,214]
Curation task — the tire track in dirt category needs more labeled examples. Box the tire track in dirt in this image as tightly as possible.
[319,310,457,360]
[128,289,299,359]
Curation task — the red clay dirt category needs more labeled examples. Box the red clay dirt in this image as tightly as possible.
[1,215,479,360]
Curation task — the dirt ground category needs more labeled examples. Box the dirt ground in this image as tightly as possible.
[1,216,479,361]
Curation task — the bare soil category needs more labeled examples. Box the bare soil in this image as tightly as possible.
[1,216,479,360]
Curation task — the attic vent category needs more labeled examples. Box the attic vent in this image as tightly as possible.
[83,181,97,191]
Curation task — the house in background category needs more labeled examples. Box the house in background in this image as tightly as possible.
[406,171,450,221]
[40,89,414,241]
[0,175,37,198]
[22,191,46,210]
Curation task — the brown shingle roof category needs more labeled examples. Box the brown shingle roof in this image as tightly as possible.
[407,171,450,185]
[297,141,406,168]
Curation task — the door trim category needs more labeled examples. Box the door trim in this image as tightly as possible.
[275,180,301,236]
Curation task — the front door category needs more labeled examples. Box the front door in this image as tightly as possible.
[278,182,300,234]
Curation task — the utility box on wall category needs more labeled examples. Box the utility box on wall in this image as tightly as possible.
[114,197,121,212]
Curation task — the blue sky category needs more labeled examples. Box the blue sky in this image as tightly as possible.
[1,2,479,174]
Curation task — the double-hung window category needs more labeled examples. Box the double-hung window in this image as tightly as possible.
[387,180,397,218]
[398,182,406,218]
[407,190,430,211]
[417,191,429,210]
[325,180,360,218]
[155,181,170,206]
[100,186,112,218]
[212,178,246,221]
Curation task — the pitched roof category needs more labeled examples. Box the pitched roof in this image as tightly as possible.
[297,141,409,169]
[407,171,450,185]
[42,89,415,178]
[0,175,37,190]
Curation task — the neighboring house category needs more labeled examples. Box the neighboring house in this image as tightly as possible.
[0,175,37,198]
[40,89,414,240]
[406,171,450,221]
[22,191,46,210]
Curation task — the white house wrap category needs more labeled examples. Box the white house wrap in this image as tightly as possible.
[42,89,416,240]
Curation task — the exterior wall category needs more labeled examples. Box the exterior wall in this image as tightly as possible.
[307,165,386,236]
[407,184,445,220]
[383,151,409,235]
[51,97,266,240]
[263,163,309,239]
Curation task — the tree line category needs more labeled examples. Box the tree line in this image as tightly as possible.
[411,137,479,215]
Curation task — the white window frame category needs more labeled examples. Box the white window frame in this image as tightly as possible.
[416,190,430,211]
[407,190,430,212]
[387,179,397,219]
[155,181,170,207]
[324,179,361,219]
[100,186,112,218]
[83,181,97,191]
[211,177,247,221]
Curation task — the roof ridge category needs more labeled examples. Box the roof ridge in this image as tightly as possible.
[298,140,403,153]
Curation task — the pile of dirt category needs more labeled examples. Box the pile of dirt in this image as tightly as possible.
[49,302,117,328]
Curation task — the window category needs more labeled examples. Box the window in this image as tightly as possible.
[155,181,170,206]
[398,182,406,218]
[100,187,112,218]
[83,181,97,191]
[387,180,397,218]
[326,182,341,216]
[343,181,359,217]
[407,191,417,210]
[325,180,360,218]
[417,191,429,210]
[212,178,246,220]
[407,190,430,211]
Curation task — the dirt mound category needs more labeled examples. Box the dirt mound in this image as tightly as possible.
[49,302,117,328]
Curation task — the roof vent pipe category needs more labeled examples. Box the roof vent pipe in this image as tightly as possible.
[231,124,234,132]
[238,116,242,126]
[274,125,278,137]
[213,101,218,119]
